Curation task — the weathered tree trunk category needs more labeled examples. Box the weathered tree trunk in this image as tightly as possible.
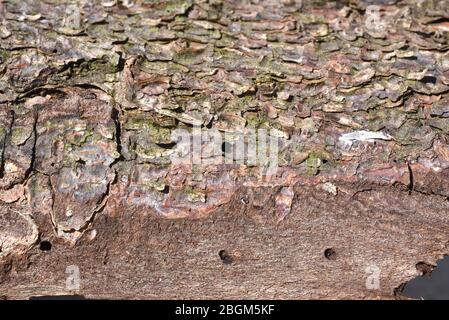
[1,0,449,299]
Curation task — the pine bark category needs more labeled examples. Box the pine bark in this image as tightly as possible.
[1,0,449,299]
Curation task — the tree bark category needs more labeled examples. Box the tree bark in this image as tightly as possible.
[1,0,449,299]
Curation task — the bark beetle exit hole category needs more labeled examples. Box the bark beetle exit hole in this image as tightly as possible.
[324,248,336,260]
[39,240,52,251]
[219,250,234,264]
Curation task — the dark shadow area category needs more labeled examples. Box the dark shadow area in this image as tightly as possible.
[403,256,449,300]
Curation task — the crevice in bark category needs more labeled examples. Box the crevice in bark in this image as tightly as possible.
[72,83,108,92]
[0,110,14,179]
[110,105,125,168]
[407,160,414,195]
[15,87,65,102]
[23,107,38,183]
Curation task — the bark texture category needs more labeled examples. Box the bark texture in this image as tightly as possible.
[1,0,449,299]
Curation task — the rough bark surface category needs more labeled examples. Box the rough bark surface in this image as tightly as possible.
[1,0,449,299]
